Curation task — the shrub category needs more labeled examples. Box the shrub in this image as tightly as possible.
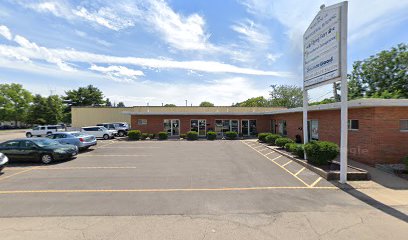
[180,133,186,139]
[148,133,155,139]
[207,131,217,140]
[141,133,149,140]
[403,156,408,169]
[285,143,305,159]
[225,131,238,140]
[158,132,168,140]
[127,130,141,140]
[186,131,198,140]
[304,141,339,165]
[258,133,270,142]
[265,134,281,145]
[275,137,294,148]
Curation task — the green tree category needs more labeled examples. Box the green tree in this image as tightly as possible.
[27,95,64,125]
[269,85,303,108]
[45,95,64,124]
[348,43,408,99]
[117,102,125,107]
[64,85,105,106]
[199,101,214,107]
[233,96,270,107]
[26,94,48,125]
[105,98,112,107]
[0,83,32,125]
[164,104,176,107]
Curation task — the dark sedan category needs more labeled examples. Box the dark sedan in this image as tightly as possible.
[0,138,78,164]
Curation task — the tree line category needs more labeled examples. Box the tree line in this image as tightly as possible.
[0,84,124,126]
[236,43,407,108]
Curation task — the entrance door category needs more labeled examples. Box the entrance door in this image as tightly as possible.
[198,120,206,136]
[241,120,257,136]
[164,119,180,136]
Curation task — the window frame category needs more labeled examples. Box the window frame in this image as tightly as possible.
[348,119,359,131]
[137,119,148,126]
[400,119,408,132]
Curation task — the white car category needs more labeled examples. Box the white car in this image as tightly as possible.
[81,126,116,140]
[0,152,8,172]
[26,125,65,138]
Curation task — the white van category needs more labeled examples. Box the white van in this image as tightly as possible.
[81,126,116,140]
[25,125,65,138]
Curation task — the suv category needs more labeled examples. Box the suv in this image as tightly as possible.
[81,126,116,140]
[97,123,128,137]
[26,125,65,138]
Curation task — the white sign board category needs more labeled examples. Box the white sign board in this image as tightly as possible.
[303,5,342,89]
[302,2,348,184]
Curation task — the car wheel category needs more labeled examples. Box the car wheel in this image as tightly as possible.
[118,131,125,137]
[40,154,53,164]
[26,133,32,138]
[103,134,109,140]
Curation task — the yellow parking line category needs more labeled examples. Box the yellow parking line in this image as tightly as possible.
[281,160,292,167]
[253,145,264,149]
[0,167,39,182]
[258,148,269,152]
[0,186,338,195]
[242,141,310,187]
[264,152,274,156]
[310,177,323,188]
[294,167,306,176]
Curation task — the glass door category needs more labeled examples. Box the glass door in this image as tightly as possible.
[241,120,249,136]
[164,119,180,136]
[198,120,206,136]
[171,120,180,136]
[191,119,206,136]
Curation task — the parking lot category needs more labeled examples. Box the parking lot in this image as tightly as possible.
[0,137,407,239]
[0,138,370,216]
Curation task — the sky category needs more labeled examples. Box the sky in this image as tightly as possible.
[0,0,407,106]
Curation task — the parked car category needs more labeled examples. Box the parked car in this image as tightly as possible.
[97,123,128,137]
[0,152,8,172]
[25,125,66,137]
[81,126,116,140]
[47,132,97,150]
[0,138,78,164]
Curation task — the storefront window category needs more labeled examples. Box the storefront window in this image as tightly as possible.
[278,120,287,136]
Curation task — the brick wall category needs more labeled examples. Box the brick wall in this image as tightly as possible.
[270,107,408,165]
[130,115,271,136]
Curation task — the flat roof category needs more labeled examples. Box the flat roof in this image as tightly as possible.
[123,99,408,116]
[122,112,270,116]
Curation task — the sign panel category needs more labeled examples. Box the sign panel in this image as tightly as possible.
[303,6,341,88]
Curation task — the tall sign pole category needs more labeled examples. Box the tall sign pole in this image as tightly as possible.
[303,2,348,183]
[339,2,348,184]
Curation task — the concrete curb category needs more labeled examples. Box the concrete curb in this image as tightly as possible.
[261,143,370,181]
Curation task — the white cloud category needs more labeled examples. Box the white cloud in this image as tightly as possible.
[0,43,291,76]
[13,35,75,72]
[73,7,135,31]
[145,0,214,51]
[231,19,270,47]
[240,0,408,49]
[0,25,12,40]
[106,77,268,106]
[74,30,112,47]
[89,64,144,82]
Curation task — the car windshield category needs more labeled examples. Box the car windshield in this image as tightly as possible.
[31,138,59,147]
[99,127,107,131]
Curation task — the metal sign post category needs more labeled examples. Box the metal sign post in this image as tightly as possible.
[303,2,348,183]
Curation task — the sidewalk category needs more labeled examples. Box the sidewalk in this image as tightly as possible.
[344,160,408,215]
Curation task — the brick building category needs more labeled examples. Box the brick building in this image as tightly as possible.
[122,99,408,165]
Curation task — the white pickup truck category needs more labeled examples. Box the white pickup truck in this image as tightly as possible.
[25,125,66,137]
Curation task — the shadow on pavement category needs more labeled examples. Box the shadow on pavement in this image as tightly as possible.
[335,182,408,223]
